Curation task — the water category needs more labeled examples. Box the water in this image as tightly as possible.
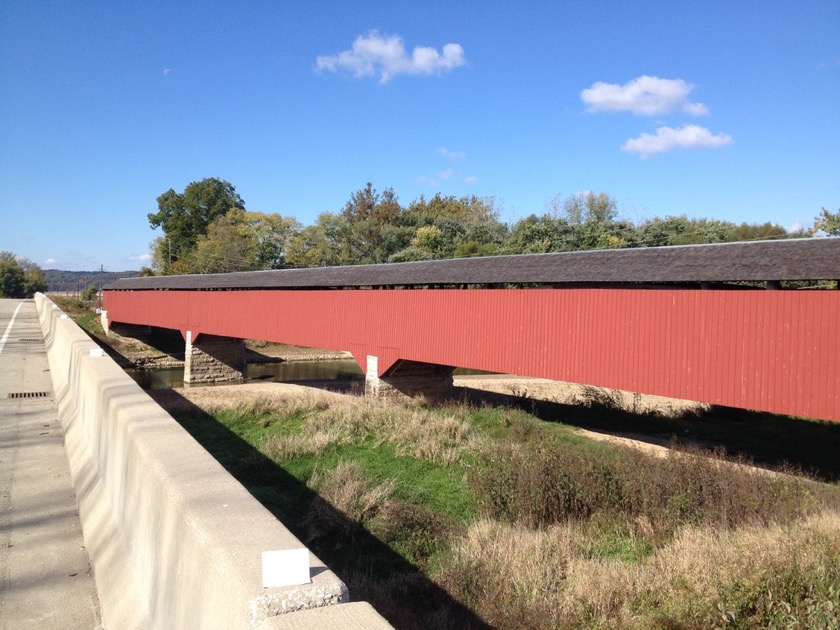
[127,359,364,390]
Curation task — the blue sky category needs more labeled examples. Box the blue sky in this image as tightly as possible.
[1,1,838,271]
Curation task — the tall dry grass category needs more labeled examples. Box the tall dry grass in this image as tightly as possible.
[262,397,474,465]
[438,512,840,629]
[302,461,396,547]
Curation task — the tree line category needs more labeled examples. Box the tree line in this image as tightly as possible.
[44,270,139,294]
[145,177,839,276]
[0,252,48,298]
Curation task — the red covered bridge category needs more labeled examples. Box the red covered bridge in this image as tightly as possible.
[102,239,840,422]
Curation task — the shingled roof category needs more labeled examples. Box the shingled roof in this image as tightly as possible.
[105,238,840,291]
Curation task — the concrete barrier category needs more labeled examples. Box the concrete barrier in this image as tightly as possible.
[36,295,389,629]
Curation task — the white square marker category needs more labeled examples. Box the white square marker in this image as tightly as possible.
[261,548,311,588]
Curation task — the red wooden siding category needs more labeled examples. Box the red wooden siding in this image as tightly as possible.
[103,288,840,422]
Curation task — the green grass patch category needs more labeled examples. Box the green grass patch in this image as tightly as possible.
[168,392,840,630]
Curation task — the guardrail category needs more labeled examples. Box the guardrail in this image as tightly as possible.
[35,295,390,629]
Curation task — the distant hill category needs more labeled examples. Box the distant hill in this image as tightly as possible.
[45,269,139,293]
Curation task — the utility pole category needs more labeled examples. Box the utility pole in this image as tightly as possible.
[98,264,104,311]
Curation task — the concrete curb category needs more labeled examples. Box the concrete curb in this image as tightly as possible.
[35,295,365,629]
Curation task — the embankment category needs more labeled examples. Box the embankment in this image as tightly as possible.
[35,294,390,629]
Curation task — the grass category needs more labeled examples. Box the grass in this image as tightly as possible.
[438,513,840,629]
[161,390,840,629]
[49,295,102,334]
[472,383,840,482]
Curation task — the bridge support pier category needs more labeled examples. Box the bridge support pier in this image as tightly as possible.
[365,356,454,403]
[184,332,246,385]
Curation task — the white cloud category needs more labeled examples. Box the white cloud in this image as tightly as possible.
[316,31,466,83]
[621,124,733,158]
[681,101,709,116]
[464,176,478,186]
[581,75,708,116]
[129,253,152,262]
[163,68,171,77]
[44,258,57,266]
[415,170,456,187]
[438,146,466,161]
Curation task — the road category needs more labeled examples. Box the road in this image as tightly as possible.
[0,299,101,628]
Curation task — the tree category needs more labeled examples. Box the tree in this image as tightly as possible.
[390,225,448,262]
[561,192,617,225]
[246,211,301,269]
[636,216,792,247]
[285,214,344,268]
[337,183,404,264]
[186,211,258,274]
[173,209,302,274]
[148,178,246,270]
[398,194,506,261]
[728,222,787,242]
[506,212,622,254]
[0,252,47,298]
[507,193,632,253]
[635,215,692,247]
[22,265,48,296]
[813,207,840,236]
[0,252,25,297]
[341,182,401,225]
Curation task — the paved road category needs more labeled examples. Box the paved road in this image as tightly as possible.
[0,299,101,628]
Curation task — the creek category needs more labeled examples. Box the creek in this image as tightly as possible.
[126,359,364,390]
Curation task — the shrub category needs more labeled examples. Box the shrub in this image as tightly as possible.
[471,438,827,541]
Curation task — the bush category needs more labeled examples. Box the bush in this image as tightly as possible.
[471,438,827,542]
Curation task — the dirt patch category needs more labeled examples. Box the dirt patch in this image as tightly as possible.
[245,341,352,363]
[149,381,355,415]
[454,374,708,418]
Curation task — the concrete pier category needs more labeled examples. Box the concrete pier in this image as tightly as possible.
[365,356,454,403]
[184,331,246,384]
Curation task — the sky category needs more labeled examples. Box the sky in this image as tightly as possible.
[1,1,838,271]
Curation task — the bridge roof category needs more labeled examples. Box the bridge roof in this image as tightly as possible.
[106,238,840,291]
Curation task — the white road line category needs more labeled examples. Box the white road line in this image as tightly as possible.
[0,302,24,357]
